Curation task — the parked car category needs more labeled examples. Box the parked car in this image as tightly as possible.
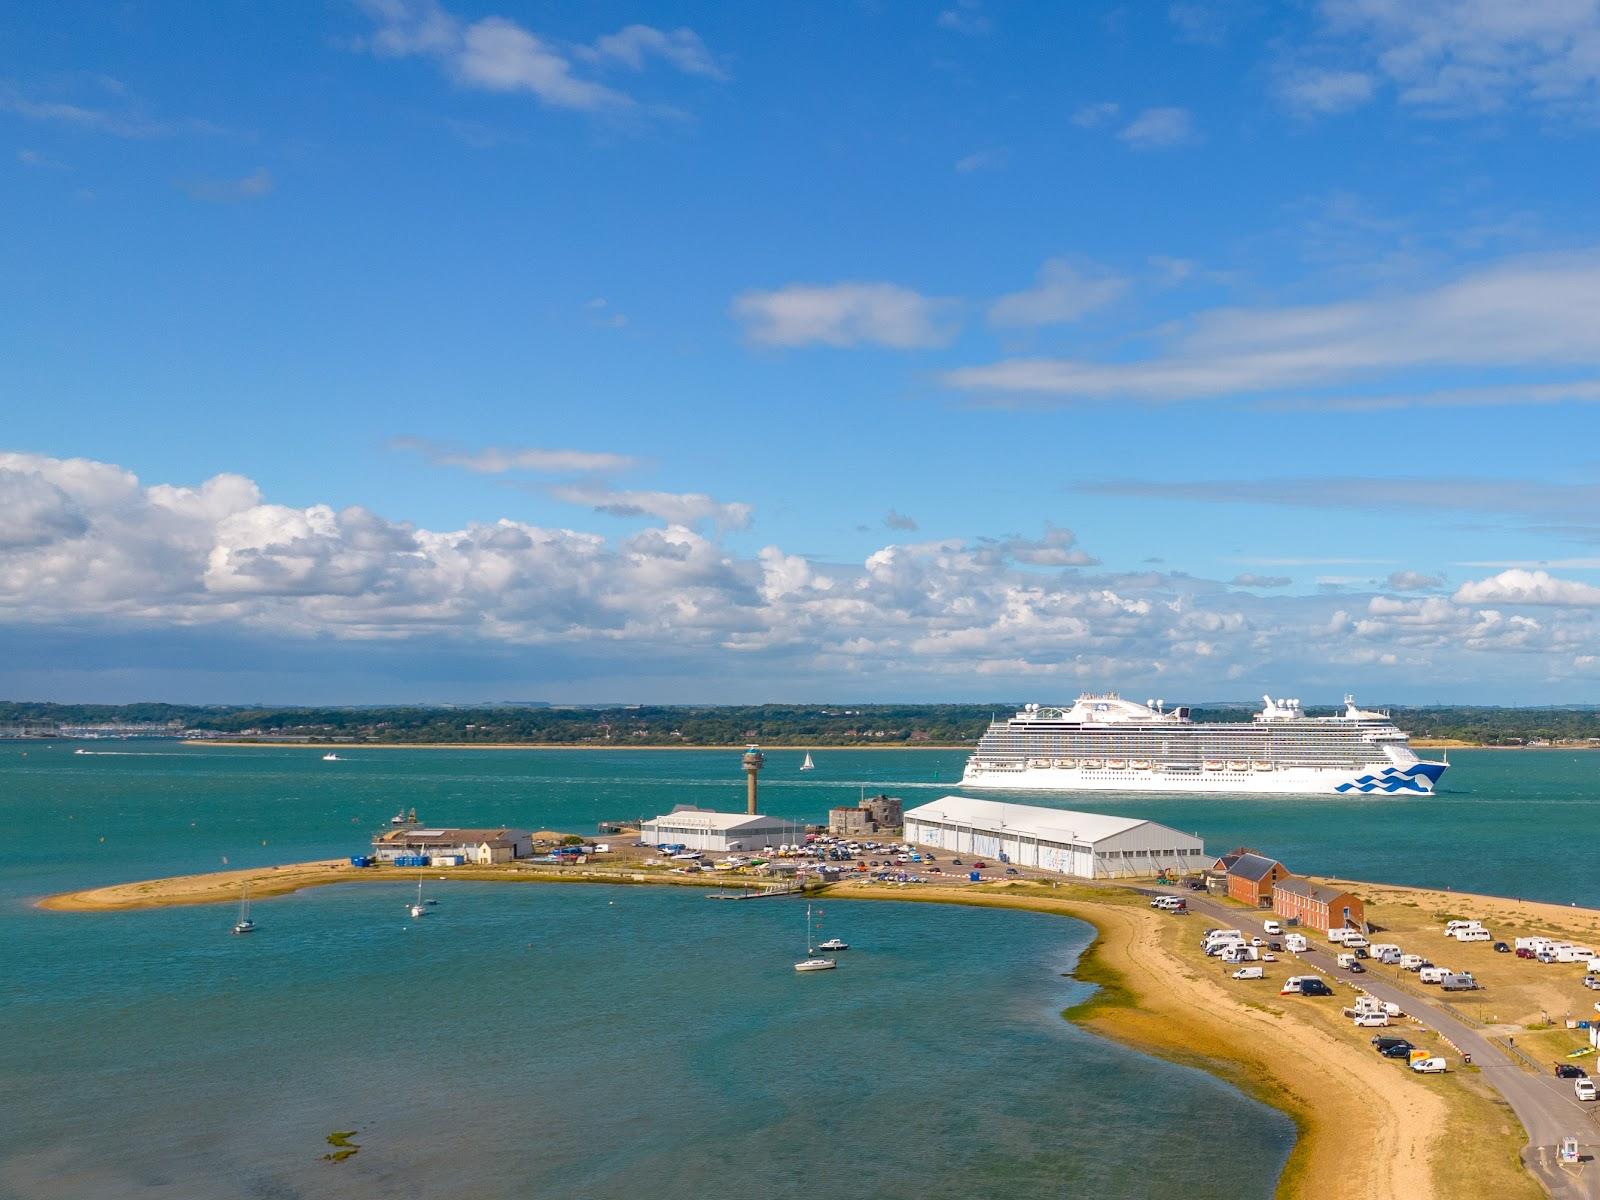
[1556,1064,1587,1079]
[1515,947,1536,959]
[1347,961,1366,974]
[972,861,988,869]
[1298,978,1333,997]
[1583,975,1600,991]
[1493,941,1511,953]
[1579,1079,1599,1102]
[1372,1036,1413,1054]
[1380,1043,1417,1059]
[1005,867,1019,875]
[1411,1057,1447,1074]
[1267,940,1283,952]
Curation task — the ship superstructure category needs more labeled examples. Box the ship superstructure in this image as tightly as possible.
[961,694,1446,795]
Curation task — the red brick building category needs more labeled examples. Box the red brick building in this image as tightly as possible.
[1273,878,1366,933]
[1225,853,1293,907]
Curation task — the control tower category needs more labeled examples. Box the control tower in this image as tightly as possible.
[742,745,765,815]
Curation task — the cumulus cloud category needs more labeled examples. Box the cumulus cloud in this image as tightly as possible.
[731,282,957,349]
[945,251,1600,404]
[1232,574,1292,588]
[7,452,1600,698]
[393,437,637,474]
[1453,569,1600,607]
[989,259,1128,328]
[1117,106,1195,149]
[356,1,724,111]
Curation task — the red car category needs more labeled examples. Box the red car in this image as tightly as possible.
[1515,948,1535,959]
[972,861,988,869]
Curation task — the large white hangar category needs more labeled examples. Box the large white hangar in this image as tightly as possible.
[903,795,1207,880]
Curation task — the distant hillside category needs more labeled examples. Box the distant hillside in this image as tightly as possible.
[3,700,1600,746]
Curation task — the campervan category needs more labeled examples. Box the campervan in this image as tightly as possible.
[1232,966,1265,980]
[1370,943,1401,961]
[1442,973,1478,991]
[1327,928,1353,944]
[1444,921,1484,936]
[1284,933,1309,953]
[1419,966,1451,984]
[1400,954,1426,971]
[1262,919,1282,935]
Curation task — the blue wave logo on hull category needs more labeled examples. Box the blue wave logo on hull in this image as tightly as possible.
[1334,761,1446,794]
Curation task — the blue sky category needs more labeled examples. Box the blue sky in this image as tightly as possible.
[5,0,1600,704]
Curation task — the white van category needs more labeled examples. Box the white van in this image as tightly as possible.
[1442,973,1478,991]
[1454,929,1492,943]
[1262,919,1282,935]
[1400,954,1426,971]
[1285,933,1309,953]
[1411,1057,1447,1074]
[1370,943,1401,960]
[1342,933,1369,949]
[1419,966,1450,984]
[1353,1012,1390,1027]
[1377,948,1403,965]
[1232,965,1265,980]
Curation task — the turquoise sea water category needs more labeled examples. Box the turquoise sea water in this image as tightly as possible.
[6,743,1595,1198]
[3,743,1297,1200]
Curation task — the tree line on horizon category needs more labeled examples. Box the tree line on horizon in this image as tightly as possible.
[3,700,1600,746]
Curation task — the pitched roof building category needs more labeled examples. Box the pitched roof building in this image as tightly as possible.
[1225,853,1293,907]
[1273,878,1366,933]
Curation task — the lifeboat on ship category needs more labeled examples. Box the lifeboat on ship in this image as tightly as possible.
[1227,761,1250,772]
[1105,759,1127,769]
[1054,758,1077,769]
[1081,758,1104,769]
[1203,760,1224,771]
[1252,761,1274,772]
[1129,759,1152,770]
[1027,758,1050,769]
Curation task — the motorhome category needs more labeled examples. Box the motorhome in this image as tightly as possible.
[1441,973,1478,991]
[1327,928,1353,944]
[1400,954,1426,971]
[1262,919,1282,935]
[1284,933,1309,953]
[1337,952,1359,969]
[1370,943,1401,960]
[1444,921,1484,936]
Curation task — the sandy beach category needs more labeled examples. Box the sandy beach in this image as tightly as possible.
[40,859,1562,1198]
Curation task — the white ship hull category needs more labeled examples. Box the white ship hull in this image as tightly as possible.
[962,761,1442,796]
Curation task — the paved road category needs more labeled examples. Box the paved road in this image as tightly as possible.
[1156,888,1600,1200]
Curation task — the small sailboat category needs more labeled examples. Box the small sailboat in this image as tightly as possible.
[408,877,427,920]
[232,884,256,935]
[794,903,837,972]
[799,752,815,772]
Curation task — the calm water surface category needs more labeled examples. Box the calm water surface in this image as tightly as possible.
[3,743,1296,1200]
[8,742,1592,1198]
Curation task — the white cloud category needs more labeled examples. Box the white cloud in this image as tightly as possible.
[16,148,66,169]
[179,167,273,203]
[1117,106,1195,149]
[945,251,1600,403]
[393,437,637,475]
[1387,570,1444,591]
[1279,67,1376,113]
[954,148,1008,173]
[1453,568,1600,607]
[937,2,991,35]
[546,482,753,531]
[1316,0,1600,116]
[357,2,723,111]
[1232,574,1292,588]
[583,25,728,79]
[989,259,1129,327]
[9,451,1600,698]
[731,282,957,349]
[1071,101,1121,128]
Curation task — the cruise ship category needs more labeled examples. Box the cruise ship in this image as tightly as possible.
[961,694,1446,796]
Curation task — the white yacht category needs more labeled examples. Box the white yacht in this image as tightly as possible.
[794,904,837,972]
[232,885,256,935]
